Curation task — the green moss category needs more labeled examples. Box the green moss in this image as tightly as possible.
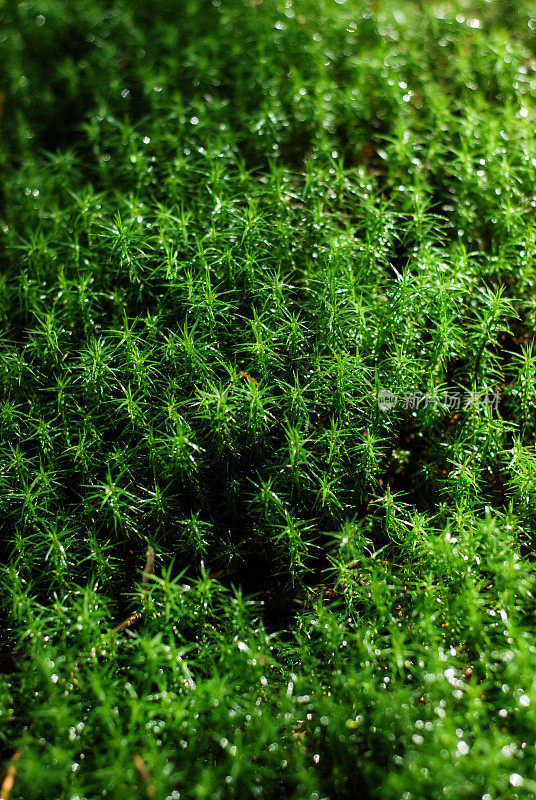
[2,0,536,797]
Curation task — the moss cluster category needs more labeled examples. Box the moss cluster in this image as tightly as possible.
[2,1,536,798]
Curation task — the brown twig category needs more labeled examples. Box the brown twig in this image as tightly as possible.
[239,370,260,387]
[112,609,146,635]
[132,754,156,799]
[111,546,155,635]
[0,750,21,800]
[142,546,155,595]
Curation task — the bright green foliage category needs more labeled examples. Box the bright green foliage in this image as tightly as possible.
[2,0,536,797]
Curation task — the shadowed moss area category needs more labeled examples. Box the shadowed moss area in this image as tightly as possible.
[2,1,536,797]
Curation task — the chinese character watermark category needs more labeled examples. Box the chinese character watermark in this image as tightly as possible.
[377,388,500,412]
